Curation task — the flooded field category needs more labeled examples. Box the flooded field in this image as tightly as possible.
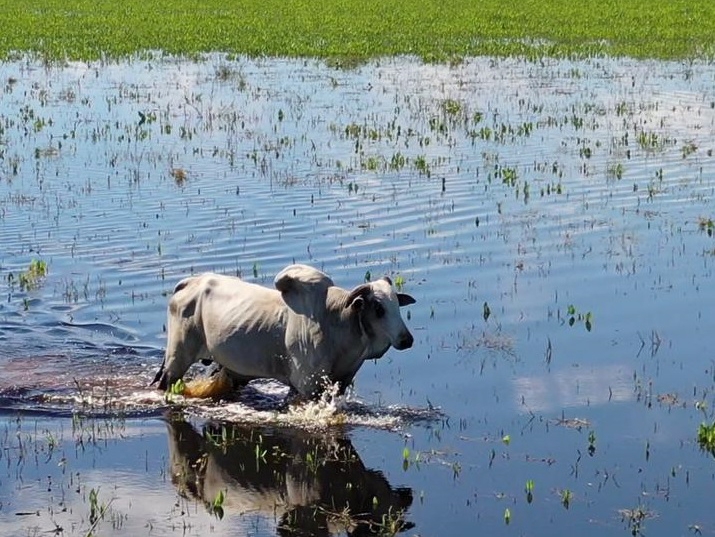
[1,55,715,536]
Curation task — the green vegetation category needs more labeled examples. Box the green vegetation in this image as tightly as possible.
[698,216,714,237]
[1,0,713,61]
[7,259,48,292]
[697,421,715,457]
[525,479,534,504]
[566,304,593,332]
[211,489,225,520]
[168,378,186,396]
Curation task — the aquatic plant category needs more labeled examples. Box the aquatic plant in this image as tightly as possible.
[698,217,714,237]
[587,430,596,456]
[210,489,225,519]
[9,258,48,291]
[619,505,653,536]
[697,421,715,456]
[566,304,593,332]
[169,378,186,396]
[525,479,534,503]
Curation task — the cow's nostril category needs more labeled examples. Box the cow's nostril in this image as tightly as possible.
[396,333,414,350]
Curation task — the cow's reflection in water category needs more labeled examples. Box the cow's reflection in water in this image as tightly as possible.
[166,416,414,536]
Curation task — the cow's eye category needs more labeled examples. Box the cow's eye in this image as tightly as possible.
[375,303,385,318]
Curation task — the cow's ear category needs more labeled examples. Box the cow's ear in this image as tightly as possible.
[397,293,416,307]
[274,273,294,294]
[349,296,365,311]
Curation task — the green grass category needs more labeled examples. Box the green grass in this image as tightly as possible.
[698,421,715,456]
[1,0,714,61]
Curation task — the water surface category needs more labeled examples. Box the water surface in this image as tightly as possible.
[1,55,715,536]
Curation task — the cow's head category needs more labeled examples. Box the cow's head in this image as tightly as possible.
[151,276,206,391]
[347,276,416,359]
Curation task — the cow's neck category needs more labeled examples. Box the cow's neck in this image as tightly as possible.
[286,287,392,382]
[322,287,383,377]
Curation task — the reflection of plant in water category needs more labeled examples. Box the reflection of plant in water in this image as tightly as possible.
[619,504,654,537]
[607,161,624,180]
[210,489,225,520]
[681,141,697,158]
[525,479,534,503]
[304,444,325,475]
[372,506,409,536]
[565,304,593,332]
[587,430,596,456]
[85,487,116,537]
[698,216,714,237]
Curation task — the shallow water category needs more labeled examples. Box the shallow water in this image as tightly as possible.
[1,54,715,535]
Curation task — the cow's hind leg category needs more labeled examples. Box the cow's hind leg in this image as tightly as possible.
[182,366,251,399]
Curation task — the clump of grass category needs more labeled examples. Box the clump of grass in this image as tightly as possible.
[394,274,405,292]
[681,141,697,158]
[607,162,624,180]
[414,155,430,177]
[210,489,225,519]
[697,421,715,456]
[442,98,463,117]
[697,216,714,236]
[566,304,593,331]
[8,259,48,291]
[619,505,654,536]
[169,379,186,395]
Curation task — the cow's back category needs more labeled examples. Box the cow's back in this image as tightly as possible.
[192,273,291,382]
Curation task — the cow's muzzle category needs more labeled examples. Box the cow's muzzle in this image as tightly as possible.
[394,332,414,350]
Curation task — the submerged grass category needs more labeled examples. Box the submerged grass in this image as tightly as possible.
[1,0,714,61]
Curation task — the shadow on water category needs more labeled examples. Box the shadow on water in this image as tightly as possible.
[166,414,414,536]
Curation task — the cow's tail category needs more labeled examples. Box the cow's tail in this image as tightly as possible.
[182,368,235,399]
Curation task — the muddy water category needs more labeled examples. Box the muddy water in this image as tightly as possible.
[1,55,715,535]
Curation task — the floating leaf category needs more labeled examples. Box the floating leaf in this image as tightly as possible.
[585,312,593,331]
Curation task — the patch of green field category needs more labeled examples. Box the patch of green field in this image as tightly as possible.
[0,0,714,61]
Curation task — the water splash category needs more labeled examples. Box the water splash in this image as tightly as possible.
[0,360,443,431]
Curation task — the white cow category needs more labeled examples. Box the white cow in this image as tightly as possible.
[152,264,415,398]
